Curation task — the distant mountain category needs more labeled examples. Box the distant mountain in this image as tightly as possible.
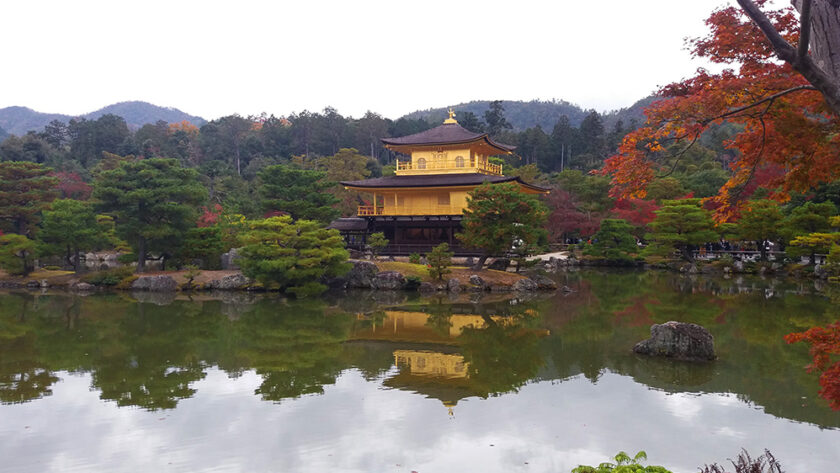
[402,100,590,131]
[0,101,206,136]
[86,101,206,129]
[0,106,70,136]
[401,97,656,132]
[602,95,657,131]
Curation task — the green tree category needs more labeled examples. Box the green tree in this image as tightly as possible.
[457,182,548,270]
[38,199,101,272]
[238,216,350,297]
[93,158,207,272]
[585,219,637,261]
[645,177,687,202]
[647,198,718,262]
[0,234,36,276]
[458,111,485,133]
[366,232,388,256]
[258,164,339,223]
[177,226,225,269]
[484,100,512,137]
[737,199,783,260]
[0,162,58,235]
[787,233,839,265]
[427,242,453,281]
[780,201,837,243]
[315,148,371,216]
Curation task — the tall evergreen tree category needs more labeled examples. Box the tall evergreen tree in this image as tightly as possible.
[647,198,718,262]
[484,100,513,137]
[38,199,101,272]
[93,158,207,272]
[258,164,339,223]
[0,162,58,235]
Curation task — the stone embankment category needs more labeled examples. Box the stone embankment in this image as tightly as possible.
[336,260,557,293]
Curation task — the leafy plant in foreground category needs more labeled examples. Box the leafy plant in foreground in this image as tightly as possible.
[699,448,783,473]
[571,450,671,473]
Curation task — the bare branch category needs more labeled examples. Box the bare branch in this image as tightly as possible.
[737,0,840,115]
[656,133,701,178]
[798,0,813,59]
[737,0,797,61]
[701,85,818,124]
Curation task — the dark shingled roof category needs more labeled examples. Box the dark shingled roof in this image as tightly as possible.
[341,173,548,193]
[381,123,515,152]
[327,218,369,231]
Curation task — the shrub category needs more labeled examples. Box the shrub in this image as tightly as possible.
[0,235,36,276]
[82,266,134,286]
[408,252,422,264]
[427,243,453,281]
[699,449,783,473]
[404,275,422,290]
[238,216,350,297]
[367,232,388,256]
[117,253,137,265]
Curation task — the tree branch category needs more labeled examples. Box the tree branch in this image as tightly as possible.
[798,0,813,60]
[737,0,840,115]
[701,85,818,124]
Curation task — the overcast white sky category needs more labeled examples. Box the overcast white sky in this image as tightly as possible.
[0,0,748,120]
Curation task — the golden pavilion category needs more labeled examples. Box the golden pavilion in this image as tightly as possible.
[331,110,548,255]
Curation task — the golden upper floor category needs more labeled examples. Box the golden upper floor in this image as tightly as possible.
[382,113,513,177]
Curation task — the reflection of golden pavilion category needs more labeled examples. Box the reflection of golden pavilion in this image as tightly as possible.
[393,350,468,379]
[351,309,502,414]
[351,310,507,344]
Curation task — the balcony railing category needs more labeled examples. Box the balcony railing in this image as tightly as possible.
[358,205,462,217]
[395,159,502,176]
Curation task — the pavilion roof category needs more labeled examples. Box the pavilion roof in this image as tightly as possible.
[381,123,515,154]
[340,173,548,193]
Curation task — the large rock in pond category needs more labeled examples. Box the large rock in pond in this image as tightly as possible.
[372,271,406,290]
[131,275,178,292]
[633,321,716,361]
[207,273,252,290]
[346,261,379,289]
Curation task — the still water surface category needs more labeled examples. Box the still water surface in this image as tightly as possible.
[1,269,839,472]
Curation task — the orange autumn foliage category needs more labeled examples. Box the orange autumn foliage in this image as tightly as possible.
[168,120,200,137]
[602,1,840,221]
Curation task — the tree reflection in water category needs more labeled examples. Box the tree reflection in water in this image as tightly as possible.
[0,270,838,428]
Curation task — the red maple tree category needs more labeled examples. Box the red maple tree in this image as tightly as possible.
[786,322,840,410]
[601,1,840,221]
[546,189,602,241]
[52,171,92,200]
[197,204,223,227]
[610,198,659,237]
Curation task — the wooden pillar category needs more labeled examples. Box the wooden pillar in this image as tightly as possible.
[393,219,399,244]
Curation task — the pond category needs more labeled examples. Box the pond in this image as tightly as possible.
[1,269,838,472]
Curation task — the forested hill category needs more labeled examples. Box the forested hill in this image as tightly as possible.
[401,97,655,131]
[0,101,206,135]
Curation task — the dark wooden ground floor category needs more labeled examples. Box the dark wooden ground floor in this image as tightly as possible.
[330,216,482,256]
